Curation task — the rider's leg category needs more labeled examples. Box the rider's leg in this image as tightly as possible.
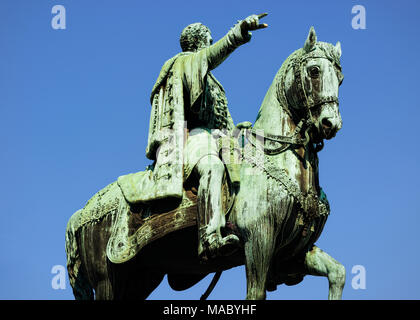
[197,155,224,236]
[195,154,239,260]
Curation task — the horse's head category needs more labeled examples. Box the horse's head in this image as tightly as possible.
[282,27,343,143]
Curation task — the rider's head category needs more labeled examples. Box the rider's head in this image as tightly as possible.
[180,23,213,52]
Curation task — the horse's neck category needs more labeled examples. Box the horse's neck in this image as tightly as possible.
[253,83,318,194]
[253,84,292,136]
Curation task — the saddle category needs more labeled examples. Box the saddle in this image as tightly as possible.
[106,172,235,264]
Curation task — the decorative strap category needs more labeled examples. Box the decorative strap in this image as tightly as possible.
[242,144,329,222]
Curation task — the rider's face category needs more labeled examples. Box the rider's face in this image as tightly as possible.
[200,30,212,49]
[206,31,213,46]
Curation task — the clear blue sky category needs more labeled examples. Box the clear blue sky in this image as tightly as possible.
[1,0,419,300]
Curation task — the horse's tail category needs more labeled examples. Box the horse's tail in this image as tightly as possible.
[65,209,94,300]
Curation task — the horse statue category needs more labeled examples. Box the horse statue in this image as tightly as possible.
[65,26,345,300]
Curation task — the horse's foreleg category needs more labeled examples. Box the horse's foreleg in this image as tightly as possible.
[244,224,275,300]
[95,280,113,300]
[304,245,345,300]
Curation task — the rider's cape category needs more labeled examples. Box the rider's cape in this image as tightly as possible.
[118,24,250,204]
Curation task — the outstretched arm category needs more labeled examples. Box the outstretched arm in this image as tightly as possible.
[206,13,268,70]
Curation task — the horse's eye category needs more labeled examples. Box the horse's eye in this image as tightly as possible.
[308,66,320,78]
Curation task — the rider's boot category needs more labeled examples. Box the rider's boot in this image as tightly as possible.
[196,155,240,262]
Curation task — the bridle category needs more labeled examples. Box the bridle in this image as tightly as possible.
[245,45,342,155]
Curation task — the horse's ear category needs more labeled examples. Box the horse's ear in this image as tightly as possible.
[304,26,317,52]
[335,41,342,58]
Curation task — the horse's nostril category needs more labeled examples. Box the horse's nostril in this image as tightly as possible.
[322,118,332,129]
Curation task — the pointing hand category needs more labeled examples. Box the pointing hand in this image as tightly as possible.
[241,13,268,33]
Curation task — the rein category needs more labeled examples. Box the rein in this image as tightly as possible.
[244,118,311,155]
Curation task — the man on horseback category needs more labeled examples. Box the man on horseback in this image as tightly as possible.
[144,14,268,261]
[68,23,346,300]
[117,14,268,261]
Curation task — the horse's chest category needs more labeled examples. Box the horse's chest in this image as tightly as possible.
[262,168,327,248]
[284,148,318,194]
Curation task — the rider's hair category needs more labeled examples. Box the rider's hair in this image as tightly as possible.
[180,23,211,52]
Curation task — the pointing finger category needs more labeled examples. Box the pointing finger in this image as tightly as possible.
[255,23,268,30]
[257,13,268,19]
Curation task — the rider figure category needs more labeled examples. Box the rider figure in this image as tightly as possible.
[145,14,268,262]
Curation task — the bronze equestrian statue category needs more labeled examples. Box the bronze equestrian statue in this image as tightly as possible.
[66,13,346,300]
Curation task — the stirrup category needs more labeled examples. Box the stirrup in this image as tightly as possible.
[198,233,240,263]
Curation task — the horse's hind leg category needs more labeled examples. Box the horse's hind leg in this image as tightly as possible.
[304,245,345,300]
